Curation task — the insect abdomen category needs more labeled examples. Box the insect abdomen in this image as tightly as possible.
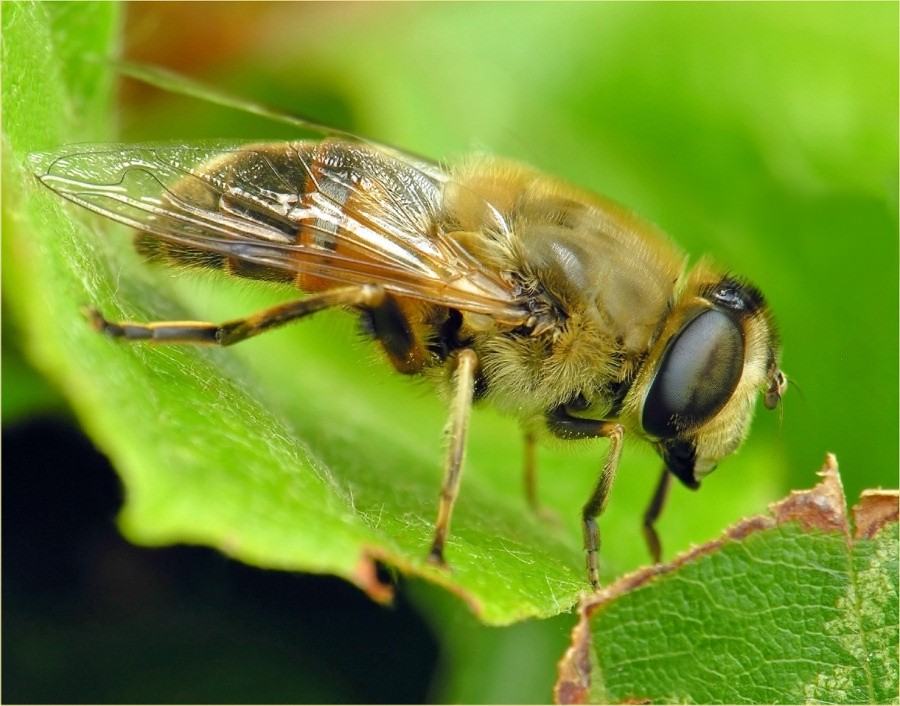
[134,139,445,296]
[134,235,297,283]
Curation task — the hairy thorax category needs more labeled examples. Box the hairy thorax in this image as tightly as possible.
[440,157,685,424]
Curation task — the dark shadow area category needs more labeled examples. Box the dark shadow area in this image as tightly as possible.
[2,415,439,703]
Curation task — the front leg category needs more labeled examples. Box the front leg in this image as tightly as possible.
[642,468,672,564]
[546,406,625,590]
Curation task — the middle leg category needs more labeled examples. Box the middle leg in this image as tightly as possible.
[427,348,479,568]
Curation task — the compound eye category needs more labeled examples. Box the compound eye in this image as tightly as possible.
[642,309,744,438]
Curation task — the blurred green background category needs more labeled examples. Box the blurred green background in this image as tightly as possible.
[3,2,897,703]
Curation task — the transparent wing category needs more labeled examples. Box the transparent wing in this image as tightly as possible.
[111,59,450,183]
[30,140,531,325]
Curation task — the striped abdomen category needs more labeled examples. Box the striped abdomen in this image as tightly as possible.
[135,139,446,294]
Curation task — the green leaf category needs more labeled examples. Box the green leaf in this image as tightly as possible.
[4,1,589,626]
[2,2,117,426]
[556,456,899,705]
[4,1,898,641]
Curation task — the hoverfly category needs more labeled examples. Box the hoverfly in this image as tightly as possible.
[31,132,786,589]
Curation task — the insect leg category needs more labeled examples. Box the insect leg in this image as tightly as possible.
[84,284,386,346]
[642,468,671,564]
[580,424,624,590]
[522,430,560,522]
[546,407,625,589]
[523,429,540,513]
[427,348,478,568]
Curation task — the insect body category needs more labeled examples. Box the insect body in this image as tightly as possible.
[32,137,786,588]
